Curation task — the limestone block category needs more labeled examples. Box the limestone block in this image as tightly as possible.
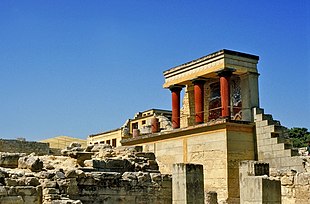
[104,159,134,172]
[295,173,310,186]
[122,172,137,181]
[172,163,204,204]
[39,171,56,179]
[66,178,79,196]
[0,195,24,204]
[55,171,66,179]
[43,187,60,195]
[281,175,294,186]
[92,160,106,169]
[15,186,38,196]
[65,169,79,178]
[25,177,40,186]
[150,173,162,183]
[40,179,57,188]
[135,172,151,184]
[0,186,7,196]
[135,152,156,160]
[18,156,43,172]
[0,153,25,168]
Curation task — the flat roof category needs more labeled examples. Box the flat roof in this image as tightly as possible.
[163,49,259,74]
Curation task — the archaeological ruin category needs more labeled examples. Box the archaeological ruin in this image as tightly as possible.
[1,49,310,204]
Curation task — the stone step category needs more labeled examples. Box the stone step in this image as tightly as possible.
[269,120,281,126]
[253,107,264,115]
[263,114,273,121]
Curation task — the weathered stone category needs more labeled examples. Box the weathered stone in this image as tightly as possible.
[150,173,162,182]
[85,145,94,152]
[0,153,25,168]
[69,142,82,149]
[39,171,55,179]
[281,175,294,186]
[25,177,40,186]
[136,172,151,184]
[0,185,7,195]
[65,169,78,178]
[91,144,112,152]
[18,156,43,172]
[0,195,24,204]
[15,186,38,196]
[40,179,57,188]
[84,159,106,169]
[5,178,17,186]
[55,171,66,179]
[68,152,93,167]
[135,152,156,160]
[122,172,137,181]
[43,187,60,194]
[295,173,310,186]
[105,159,133,172]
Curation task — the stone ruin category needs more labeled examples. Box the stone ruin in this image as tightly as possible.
[0,143,172,204]
[1,140,310,204]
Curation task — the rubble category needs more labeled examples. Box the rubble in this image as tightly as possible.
[0,143,172,204]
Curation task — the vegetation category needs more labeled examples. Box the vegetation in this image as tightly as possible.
[288,127,310,148]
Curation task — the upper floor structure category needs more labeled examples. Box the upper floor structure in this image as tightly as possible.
[163,49,260,128]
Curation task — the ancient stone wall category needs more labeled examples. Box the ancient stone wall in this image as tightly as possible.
[271,160,310,204]
[140,122,255,203]
[0,144,172,204]
[0,139,49,155]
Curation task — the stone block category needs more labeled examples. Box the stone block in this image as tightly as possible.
[281,175,294,186]
[172,163,204,204]
[0,153,24,168]
[135,152,156,160]
[18,156,43,172]
[0,186,7,196]
[295,173,310,186]
[0,195,24,204]
[15,186,38,196]
[104,159,133,172]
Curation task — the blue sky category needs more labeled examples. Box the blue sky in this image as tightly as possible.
[0,1,309,141]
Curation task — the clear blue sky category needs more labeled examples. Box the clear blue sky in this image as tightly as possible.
[0,1,309,141]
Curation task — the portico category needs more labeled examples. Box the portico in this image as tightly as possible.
[163,49,260,128]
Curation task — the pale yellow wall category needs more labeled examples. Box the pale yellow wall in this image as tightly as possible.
[131,125,255,203]
[87,129,122,147]
[226,129,256,203]
[139,129,230,202]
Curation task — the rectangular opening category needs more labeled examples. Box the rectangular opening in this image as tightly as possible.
[106,140,110,144]
[112,139,116,147]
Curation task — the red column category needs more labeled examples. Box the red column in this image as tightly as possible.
[193,79,206,124]
[219,71,232,118]
[170,86,182,129]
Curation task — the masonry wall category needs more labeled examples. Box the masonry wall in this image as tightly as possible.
[227,128,256,203]
[0,139,49,155]
[139,123,255,203]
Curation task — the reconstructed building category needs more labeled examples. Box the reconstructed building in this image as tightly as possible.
[121,49,302,203]
[87,109,172,146]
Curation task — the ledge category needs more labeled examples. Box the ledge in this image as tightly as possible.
[121,119,254,146]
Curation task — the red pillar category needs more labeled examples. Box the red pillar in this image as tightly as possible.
[193,79,206,124]
[219,71,233,118]
[170,86,182,129]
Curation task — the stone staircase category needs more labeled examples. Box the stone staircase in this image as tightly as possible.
[253,108,304,173]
